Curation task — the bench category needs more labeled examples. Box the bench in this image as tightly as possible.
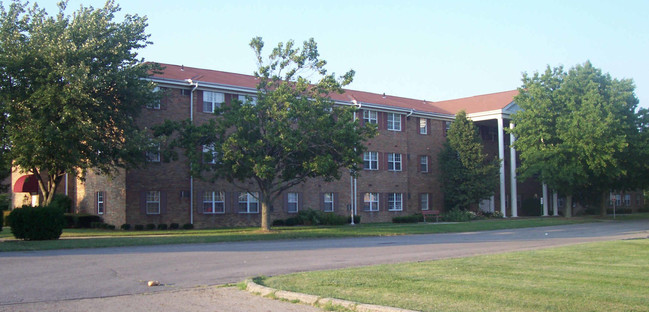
[422,210,440,223]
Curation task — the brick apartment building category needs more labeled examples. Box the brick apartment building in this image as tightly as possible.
[9,64,645,227]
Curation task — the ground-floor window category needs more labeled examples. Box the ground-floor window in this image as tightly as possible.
[388,193,403,211]
[97,191,105,215]
[287,192,299,213]
[238,192,259,213]
[323,192,334,212]
[420,193,429,211]
[146,191,160,214]
[364,192,379,211]
[203,191,225,214]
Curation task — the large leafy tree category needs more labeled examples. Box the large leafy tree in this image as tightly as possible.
[510,61,645,216]
[157,37,376,231]
[0,1,156,205]
[438,110,500,211]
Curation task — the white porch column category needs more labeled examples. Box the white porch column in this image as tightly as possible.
[497,117,507,217]
[553,191,559,216]
[542,183,549,216]
[509,122,518,218]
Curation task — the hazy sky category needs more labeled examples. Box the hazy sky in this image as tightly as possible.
[39,0,649,108]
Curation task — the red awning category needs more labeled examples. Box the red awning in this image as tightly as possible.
[13,175,39,193]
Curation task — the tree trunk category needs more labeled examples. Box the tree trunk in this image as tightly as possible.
[260,194,271,232]
[565,195,573,218]
[600,191,608,217]
[33,169,62,206]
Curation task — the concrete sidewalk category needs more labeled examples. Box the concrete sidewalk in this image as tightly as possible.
[0,287,324,312]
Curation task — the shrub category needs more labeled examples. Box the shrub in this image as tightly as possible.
[90,221,103,228]
[169,223,179,229]
[134,224,144,231]
[107,224,116,230]
[320,213,348,225]
[120,223,131,230]
[7,205,65,240]
[157,223,168,230]
[49,194,73,213]
[442,208,475,222]
[284,216,301,226]
[491,210,504,218]
[271,219,285,226]
[145,223,156,230]
[182,223,194,230]
[392,214,424,223]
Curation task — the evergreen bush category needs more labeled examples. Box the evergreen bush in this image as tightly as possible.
[120,223,131,230]
[145,223,155,230]
[182,223,194,230]
[169,223,179,229]
[134,224,144,231]
[157,223,168,230]
[7,205,65,240]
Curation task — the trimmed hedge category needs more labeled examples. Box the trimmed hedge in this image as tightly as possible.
[274,209,359,226]
[182,223,194,230]
[392,214,424,223]
[157,224,168,230]
[169,223,179,229]
[120,223,131,230]
[64,213,103,228]
[7,205,65,240]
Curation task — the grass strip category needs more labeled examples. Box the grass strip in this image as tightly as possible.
[261,239,649,312]
[0,214,644,252]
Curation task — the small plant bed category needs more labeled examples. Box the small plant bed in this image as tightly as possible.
[261,239,649,312]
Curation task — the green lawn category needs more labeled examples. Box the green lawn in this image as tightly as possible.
[261,239,649,312]
[0,214,644,252]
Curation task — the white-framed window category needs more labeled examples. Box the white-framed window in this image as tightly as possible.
[388,193,403,211]
[420,155,428,172]
[97,191,105,215]
[364,151,378,170]
[388,153,402,171]
[323,192,334,212]
[202,144,217,164]
[287,192,299,213]
[624,194,631,206]
[615,194,621,206]
[419,118,427,134]
[146,143,160,162]
[203,91,224,113]
[203,191,225,214]
[146,191,160,215]
[420,193,429,211]
[148,86,161,109]
[238,94,257,105]
[238,192,259,213]
[363,110,378,124]
[387,113,401,131]
[363,192,379,212]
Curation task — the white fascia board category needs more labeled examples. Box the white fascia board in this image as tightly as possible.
[148,77,258,95]
[468,109,509,121]
[333,100,454,121]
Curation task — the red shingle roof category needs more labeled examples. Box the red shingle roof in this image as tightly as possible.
[433,90,519,114]
[150,63,517,115]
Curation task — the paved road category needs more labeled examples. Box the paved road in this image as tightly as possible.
[1,220,647,308]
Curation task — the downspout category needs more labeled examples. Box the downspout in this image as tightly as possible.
[406,108,414,117]
[188,80,199,225]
